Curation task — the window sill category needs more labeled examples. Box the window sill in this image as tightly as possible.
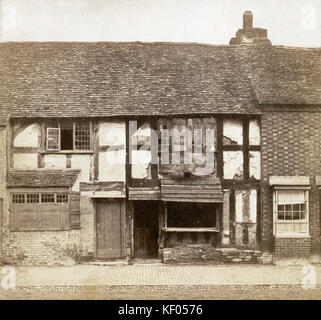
[40,150,94,154]
[275,233,310,239]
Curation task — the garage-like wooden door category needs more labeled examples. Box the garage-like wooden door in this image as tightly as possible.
[96,201,123,259]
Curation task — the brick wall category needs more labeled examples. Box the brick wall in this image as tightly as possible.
[274,237,311,258]
[261,108,321,255]
[2,195,95,265]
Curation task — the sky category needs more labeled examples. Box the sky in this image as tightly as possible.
[0,0,320,47]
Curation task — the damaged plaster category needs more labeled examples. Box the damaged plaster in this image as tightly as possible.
[131,150,152,179]
[223,119,243,145]
[249,151,261,180]
[223,151,243,179]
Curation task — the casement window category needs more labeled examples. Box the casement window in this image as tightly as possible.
[10,192,81,231]
[273,189,309,236]
[46,121,91,151]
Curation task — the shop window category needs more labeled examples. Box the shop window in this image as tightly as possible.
[273,189,309,235]
[167,203,217,228]
[46,121,91,151]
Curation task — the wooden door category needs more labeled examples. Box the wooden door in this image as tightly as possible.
[134,201,159,258]
[96,201,123,259]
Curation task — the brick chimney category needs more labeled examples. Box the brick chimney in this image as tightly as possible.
[229,11,271,45]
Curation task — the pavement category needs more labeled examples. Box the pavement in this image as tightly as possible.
[1,263,321,299]
[5,263,321,287]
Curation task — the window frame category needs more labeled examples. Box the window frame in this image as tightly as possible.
[45,120,92,152]
[273,188,310,237]
[12,192,69,204]
[46,127,61,151]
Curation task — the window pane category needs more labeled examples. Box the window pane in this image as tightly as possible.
[277,211,285,220]
[27,194,39,203]
[12,194,25,203]
[285,204,292,211]
[57,193,69,203]
[47,128,60,150]
[293,204,300,211]
[41,194,55,203]
[75,122,90,150]
[278,204,285,211]
[285,212,293,220]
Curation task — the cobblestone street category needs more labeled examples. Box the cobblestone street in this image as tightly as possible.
[1,263,321,299]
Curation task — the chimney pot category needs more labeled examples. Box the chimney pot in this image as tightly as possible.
[243,11,253,29]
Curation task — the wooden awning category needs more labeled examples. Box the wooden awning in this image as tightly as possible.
[128,187,161,201]
[161,178,223,203]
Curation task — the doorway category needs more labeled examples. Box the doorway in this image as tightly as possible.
[96,200,124,259]
[134,201,159,258]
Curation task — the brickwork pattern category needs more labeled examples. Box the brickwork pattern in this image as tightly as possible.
[274,238,311,258]
[261,109,321,255]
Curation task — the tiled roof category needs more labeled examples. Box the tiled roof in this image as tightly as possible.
[7,170,80,188]
[241,46,321,105]
[0,42,320,121]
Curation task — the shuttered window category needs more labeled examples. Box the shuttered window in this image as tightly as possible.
[69,192,81,229]
[10,192,81,231]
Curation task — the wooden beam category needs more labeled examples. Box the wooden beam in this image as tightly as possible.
[163,227,219,232]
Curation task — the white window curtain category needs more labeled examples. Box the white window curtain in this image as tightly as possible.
[273,189,309,236]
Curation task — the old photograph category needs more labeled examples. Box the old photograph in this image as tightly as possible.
[0,0,320,304]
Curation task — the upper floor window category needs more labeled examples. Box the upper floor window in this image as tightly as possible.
[46,121,91,151]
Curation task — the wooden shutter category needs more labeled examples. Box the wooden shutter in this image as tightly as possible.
[10,193,71,231]
[69,192,81,229]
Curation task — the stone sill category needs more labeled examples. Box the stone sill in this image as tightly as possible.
[275,234,310,239]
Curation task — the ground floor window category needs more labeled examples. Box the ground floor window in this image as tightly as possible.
[273,189,309,235]
[167,202,217,228]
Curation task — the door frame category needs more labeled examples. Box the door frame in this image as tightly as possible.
[94,198,126,259]
[132,200,160,258]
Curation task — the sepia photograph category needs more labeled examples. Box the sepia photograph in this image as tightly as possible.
[0,0,320,307]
